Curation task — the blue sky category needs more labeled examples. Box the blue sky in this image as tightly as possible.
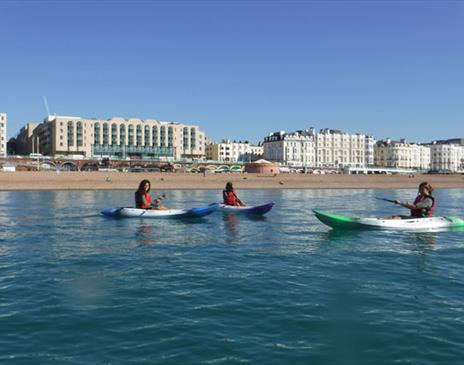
[1,0,463,143]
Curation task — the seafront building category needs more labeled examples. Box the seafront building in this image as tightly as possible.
[15,115,207,161]
[374,139,431,171]
[429,142,464,172]
[263,130,316,167]
[16,122,39,155]
[262,128,373,169]
[315,128,373,168]
[0,113,7,157]
[206,139,263,162]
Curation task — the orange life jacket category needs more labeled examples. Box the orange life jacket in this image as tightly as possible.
[223,190,238,206]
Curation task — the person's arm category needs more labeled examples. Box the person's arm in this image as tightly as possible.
[395,198,432,210]
[234,193,246,207]
[152,194,166,206]
[414,198,433,210]
[395,200,415,210]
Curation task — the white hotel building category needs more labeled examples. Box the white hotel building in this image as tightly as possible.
[205,140,263,162]
[16,115,207,160]
[374,139,431,171]
[0,113,6,156]
[263,130,316,167]
[430,142,464,172]
[263,128,373,168]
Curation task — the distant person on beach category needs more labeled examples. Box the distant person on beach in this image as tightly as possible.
[223,182,246,206]
[386,181,435,219]
[135,179,168,210]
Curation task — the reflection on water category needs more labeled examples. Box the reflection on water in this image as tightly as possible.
[223,213,239,242]
[319,228,363,243]
[136,223,156,246]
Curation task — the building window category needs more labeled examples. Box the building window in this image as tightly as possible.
[152,126,158,146]
[102,124,109,145]
[136,125,142,146]
[144,126,150,146]
[168,127,173,147]
[128,125,134,146]
[68,121,74,146]
[160,127,166,146]
[76,122,83,147]
[94,123,101,144]
[111,124,118,145]
[119,125,126,145]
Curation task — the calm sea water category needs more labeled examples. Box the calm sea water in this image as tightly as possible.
[1,188,464,364]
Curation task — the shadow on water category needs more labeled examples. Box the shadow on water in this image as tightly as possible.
[319,228,363,243]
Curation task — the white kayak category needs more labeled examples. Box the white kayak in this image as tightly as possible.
[217,202,274,215]
[101,204,218,218]
[314,209,464,231]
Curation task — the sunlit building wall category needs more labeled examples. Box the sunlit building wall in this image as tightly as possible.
[206,140,263,162]
[17,115,207,160]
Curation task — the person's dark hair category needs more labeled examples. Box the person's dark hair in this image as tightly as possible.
[137,179,151,193]
[225,182,233,192]
[419,181,433,195]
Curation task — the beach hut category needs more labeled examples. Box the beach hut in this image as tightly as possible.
[244,159,280,174]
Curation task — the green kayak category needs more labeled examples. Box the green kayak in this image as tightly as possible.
[313,209,464,231]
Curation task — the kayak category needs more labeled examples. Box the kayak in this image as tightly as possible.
[217,202,275,215]
[313,209,464,231]
[101,204,218,218]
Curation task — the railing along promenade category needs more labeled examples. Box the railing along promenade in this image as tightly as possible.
[0,156,245,172]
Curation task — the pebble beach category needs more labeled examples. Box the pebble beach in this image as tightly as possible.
[0,171,462,191]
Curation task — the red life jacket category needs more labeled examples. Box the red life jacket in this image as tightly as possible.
[411,194,435,218]
[135,191,151,209]
[223,191,238,206]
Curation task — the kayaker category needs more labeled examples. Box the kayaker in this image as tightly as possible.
[135,179,168,210]
[223,182,246,206]
[387,181,435,219]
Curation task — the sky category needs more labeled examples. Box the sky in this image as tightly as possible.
[0,0,463,144]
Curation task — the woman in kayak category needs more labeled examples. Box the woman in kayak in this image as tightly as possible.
[223,182,246,206]
[388,181,435,219]
[135,179,168,210]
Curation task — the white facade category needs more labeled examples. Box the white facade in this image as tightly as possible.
[315,129,369,168]
[365,136,375,166]
[375,139,431,170]
[263,128,373,168]
[206,140,263,162]
[0,113,6,156]
[430,143,464,172]
[412,144,431,171]
[263,130,316,167]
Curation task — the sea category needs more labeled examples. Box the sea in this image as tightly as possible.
[1,188,464,364]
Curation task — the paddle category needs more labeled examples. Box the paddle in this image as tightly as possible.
[375,197,398,204]
[152,194,166,206]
